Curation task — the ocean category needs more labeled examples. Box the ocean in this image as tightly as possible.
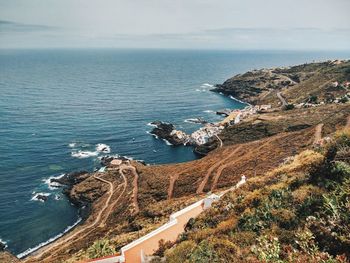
[0,49,349,257]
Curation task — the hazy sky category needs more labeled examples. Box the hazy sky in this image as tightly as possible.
[1,0,350,49]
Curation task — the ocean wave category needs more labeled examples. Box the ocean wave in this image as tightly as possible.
[31,192,51,202]
[229,95,249,105]
[68,142,76,148]
[184,118,197,123]
[162,139,173,146]
[71,150,99,159]
[42,174,65,190]
[201,83,214,88]
[17,218,82,259]
[203,110,214,113]
[147,122,158,127]
[184,118,205,124]
[146,131,159,139]
[96,143,111,153]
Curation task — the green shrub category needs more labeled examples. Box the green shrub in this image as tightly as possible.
[252,235,283,262]
[283,104,295,110]
[189,240,220,263]
[165,240,196,263]
[87,239,116,259]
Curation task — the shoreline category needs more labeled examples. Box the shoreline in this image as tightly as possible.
[18,217,82,259]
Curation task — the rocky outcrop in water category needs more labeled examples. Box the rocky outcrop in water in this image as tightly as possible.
[50,171,92,218]
[150,121,190,146]
[50,171,90,188]
[36,194,49,202]
[0,242,5,251]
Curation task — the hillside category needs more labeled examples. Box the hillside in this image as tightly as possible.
[150,128,350,263]
[212,60,350,106]
[18,60,350,263]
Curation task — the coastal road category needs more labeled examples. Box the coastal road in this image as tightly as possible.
[25,173,121,262]
[277,92,288,107]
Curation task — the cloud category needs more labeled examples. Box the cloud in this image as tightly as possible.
[0,20,57,33]
[97,27,350,50]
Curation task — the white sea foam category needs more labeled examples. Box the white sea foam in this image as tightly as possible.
[0,238,7,248]
[163,139,173,146]
[31,192,51,202]
[146,131,159,139]
[54,194,61,201]
[42,174,65,190]
[96,143,111,153]
[147,122,158,127]
[203,110,214,113]
[71,151,99,159]
[17,218,82,259]
[68,142,76,148]
[184,118,204,124]
[229,95,249,105]
[184,118,197,123]
[201,83,214,88]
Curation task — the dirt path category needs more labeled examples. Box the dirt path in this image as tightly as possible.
[99,171,127,227]
[196,148,237,194]
[313,123,324,144]
[210,146,242,191]
[210,133,287,191]
[214,134,223,147]
[277,92,288,107]
[168,167,194,200]
[25,173,117,262]
[120,164,139,214]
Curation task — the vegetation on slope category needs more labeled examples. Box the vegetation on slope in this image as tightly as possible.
[151,129,350,262]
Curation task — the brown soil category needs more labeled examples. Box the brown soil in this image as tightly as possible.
[313,123,324,144]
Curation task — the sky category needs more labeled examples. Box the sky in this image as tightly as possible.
[0,0,350,49]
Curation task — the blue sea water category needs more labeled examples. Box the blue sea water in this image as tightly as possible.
[0,49,349,257]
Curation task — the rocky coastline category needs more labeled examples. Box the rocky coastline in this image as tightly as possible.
[20,60,350,263]
[50,171,93,219]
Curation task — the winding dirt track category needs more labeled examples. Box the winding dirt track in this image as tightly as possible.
[120,164,139,214]
[196,147,238,194]
[99,171,127,227]
[168,167,193,200]
[214,134,223,148]
[277,92,288,107]
[313,123,324,144]
[25,173,123,262]
[210,146,242,191]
